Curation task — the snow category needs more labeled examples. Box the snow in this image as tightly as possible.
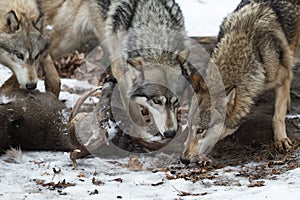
[177,0,241,36]
[1,0,300,200]
[286,115,300,119]
[0,95,15,105]
[1,152,300,200]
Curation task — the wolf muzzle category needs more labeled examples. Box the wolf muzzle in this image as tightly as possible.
[26,82,37,90]
[163,130,176,138]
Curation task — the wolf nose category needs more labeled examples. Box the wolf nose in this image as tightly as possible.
[26,83,37,90]
[164,130,176,138]
[180,157,190,165]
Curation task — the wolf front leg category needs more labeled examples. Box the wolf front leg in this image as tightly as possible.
[0,74,20,94]
[272,70,293,152]
[41,54,61,98]
[111,60,145,127]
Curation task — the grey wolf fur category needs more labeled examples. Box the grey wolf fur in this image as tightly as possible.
[9,0,188,140]
[0,0,60,97]
[1,0,110,97]
[182,0,299,164]
[38,0,110,60]
[105,0,189,139]
[38,0,111,97]
[34,0,189,139]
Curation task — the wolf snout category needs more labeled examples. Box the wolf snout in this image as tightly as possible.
[164,130,176,138]
[180,157,191,165]
[26,82,37,90]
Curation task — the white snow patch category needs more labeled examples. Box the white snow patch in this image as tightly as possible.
[176,0,241,36]
[0,95,15,105]
[107,120,118,140]
[46,25,53,31]
[286,115,300,119]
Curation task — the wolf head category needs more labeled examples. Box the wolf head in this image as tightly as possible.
[126,49,190,138]
[0,7,50,90]
[181,72,236,164]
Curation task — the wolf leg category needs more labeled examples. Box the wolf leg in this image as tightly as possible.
[272,71,293,152]
[0,74,20,94]
[41,54,61,97]
[111,61,145,127]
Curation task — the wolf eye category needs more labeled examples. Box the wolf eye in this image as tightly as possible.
[173,99,179,106]
[15,53,24,60]
[35,54,40,60]
[153,99,162,105]
[196,129,205,134]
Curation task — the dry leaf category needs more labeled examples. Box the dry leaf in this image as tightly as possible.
[77,173,86,178]
[92,177,105,186]
[109,178,123,183]
[151,181,164,186]
[128,155,143,171]
[248,181,265,187]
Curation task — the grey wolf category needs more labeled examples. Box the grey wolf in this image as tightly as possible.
[181,0,299,164]
[37,0,110,96]
[0,0,60,97]
[38,0,109,60]
[23,0,189,139]
[1,0,111,96]
[105,0,189,139]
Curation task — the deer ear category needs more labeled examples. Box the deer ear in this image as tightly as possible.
[34,14,45,31]
[177,49,190,65]
[5,10,19,33]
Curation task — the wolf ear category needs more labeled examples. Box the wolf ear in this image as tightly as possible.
[127,57,145,81]
[5,10,19,33]
[34,14,45,31]
[190,73,207,93]
[177,49,190,65]
[225,86,236,106]
[127,57,143,70]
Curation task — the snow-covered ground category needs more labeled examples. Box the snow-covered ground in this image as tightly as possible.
[1,151,300,200]
[0,152,300,200]
[1,0,300,200]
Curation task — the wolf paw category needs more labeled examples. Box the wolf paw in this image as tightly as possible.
[275,137,293,152]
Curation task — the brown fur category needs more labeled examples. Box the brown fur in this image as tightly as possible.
[39,0,107,59]
[0,0,60,97]
[1,0,108,97]
[182,1,300,163]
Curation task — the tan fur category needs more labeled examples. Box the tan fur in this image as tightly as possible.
[39,0,107,97]
[0,0,60,97]
[39,0,106,59]
[0,0,40,28]
[182,1,299,163]
[1,0,108,97]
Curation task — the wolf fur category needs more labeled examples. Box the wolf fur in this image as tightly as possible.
[182,0,299,164]
[0,0,60,97]
[31,0,189,139]
[41,0,190,139]
[1,0,110,97]
[105,0,189,139]
[38,0,110,60]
